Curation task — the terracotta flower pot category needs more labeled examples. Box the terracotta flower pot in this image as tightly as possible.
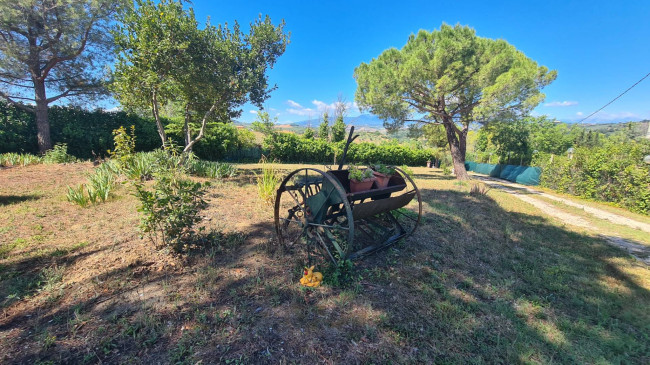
[373,171,392,188]
[349,178,375,193]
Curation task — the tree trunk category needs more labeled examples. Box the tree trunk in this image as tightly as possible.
[151,90,167,146]
[442,119,470,180]
[34,78,52,153]
[184,104,192,152]
[183,103,218,153]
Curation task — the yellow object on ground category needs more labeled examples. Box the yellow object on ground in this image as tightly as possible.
[300,265,323,287]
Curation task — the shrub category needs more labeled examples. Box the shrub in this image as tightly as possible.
[108,126,136,167]
[264,133,434,166]
[323,259,356,288]
[533,140,650,215]
[441,162,451,175]
[130,143,210,251]
[134,174,209,251]
[43,143,75,164]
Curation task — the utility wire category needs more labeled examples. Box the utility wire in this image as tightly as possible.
[578,71,650,124]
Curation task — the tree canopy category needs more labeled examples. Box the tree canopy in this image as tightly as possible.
[112,0,288,151]
[354,23,556,179]
[318,112,330,141]
[0,0,123,152]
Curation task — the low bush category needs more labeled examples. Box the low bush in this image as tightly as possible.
[43,143,76,164]
[134,173,209,251]
[263,133,433,166]
[533,140,650,215]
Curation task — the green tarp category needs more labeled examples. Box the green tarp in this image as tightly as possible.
[464,161,541,186]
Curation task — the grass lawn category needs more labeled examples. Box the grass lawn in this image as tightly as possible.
[0,163,648,364]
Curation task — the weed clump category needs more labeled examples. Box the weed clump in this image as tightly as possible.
[257,156,281,205]
[323,259,357,288]
[469,182,491,196]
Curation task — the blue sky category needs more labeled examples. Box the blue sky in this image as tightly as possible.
[190,0,650,125]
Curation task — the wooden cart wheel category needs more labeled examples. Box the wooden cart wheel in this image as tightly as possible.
[274,168,354,265]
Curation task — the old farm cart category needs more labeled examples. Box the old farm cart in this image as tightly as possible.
[274,127,422,264]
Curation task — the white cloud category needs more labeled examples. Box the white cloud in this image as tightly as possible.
[588,111,640,122]
[249,110,258,115]
[311,99,360,115]
[286,107,315,116]
[567,111,647,123]
[544,101,578,107]
[286,100,303,108]
[284,98,361,117]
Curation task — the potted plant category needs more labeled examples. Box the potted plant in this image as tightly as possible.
[348,165,375,193]
[370,163,396,188]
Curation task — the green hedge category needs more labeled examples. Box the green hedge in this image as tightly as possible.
[0,101,253,161]
[532,140,650,215]
[265,132,433,166]
[0,101,160,159]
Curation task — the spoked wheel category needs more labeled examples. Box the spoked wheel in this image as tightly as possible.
[274,168,354,265]
[349,167,422,259]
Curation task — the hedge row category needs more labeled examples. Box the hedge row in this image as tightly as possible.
[0,102,253,161]
[0,102,161,159]
[532,140,650,215]
[265,132,434,166]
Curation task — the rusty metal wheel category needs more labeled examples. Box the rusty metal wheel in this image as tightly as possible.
[274,168,354,265]
[348,167,422,260]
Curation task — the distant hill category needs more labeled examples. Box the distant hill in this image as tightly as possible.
[237,115,650,139]
[291,114,388,130]
[580,120,649,138]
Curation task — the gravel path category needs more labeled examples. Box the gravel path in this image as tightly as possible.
[474,175,650,265]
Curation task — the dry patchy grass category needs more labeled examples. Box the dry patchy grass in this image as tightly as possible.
[0,163,648,364]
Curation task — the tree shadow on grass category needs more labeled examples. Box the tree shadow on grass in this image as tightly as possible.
[366,187,650,363]
[412,173,457,181]
[0,194,41,206]
[2,186,649,364]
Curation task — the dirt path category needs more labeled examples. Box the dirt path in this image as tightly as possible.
[474,176,650,265]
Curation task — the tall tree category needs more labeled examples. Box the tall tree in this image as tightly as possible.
[354,23,556,179]
[112,0,288,152]
[489,119,532,165]
[331,94,347,142]
[0,0,123,153]
[303,127,314,139]
[251,111,276,136]
[318,111,329,141]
